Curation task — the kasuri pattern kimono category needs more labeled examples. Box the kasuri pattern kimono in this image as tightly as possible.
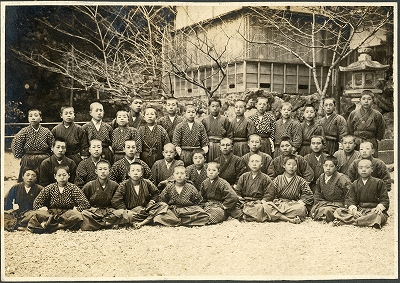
[82,121,114,164]
[111,127,140,162]
[248,112,276,156]
[185,164,208,191]
[109,158,154,184]
[298,121,324,156]
[137,125,170,168]
[273,118,302,157]
[157,115,185,141]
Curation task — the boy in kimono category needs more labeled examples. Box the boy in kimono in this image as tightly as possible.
[233,154,274,222]
[39,138,77,187]
[51,106,88,165]
[110,140,153,184]
[333,159,389,229]
[185,149,208,191]
[266,155,314,223]
[80,160,119,231]
[111,94,146,129]
[304,136,328,193]
[213,138,248,187]
[273,102,302,157]
[201,98,233,161]
[153,166,209,226]
[231,100,255,156]
[4,166,43,231]
[12,109,54,182]
[137,107,170,168]
[106,162,165,229]
[82,102,114,164]
[248,96,276,156]
[267,136,314,183]
[298,104,324,156]
[111,110,140,162]
[75,139,105,188]
[347,141,392,191]
[241,134,272,174]
[347,90,385,156]
[157,97,185,141]
[151,143,184,191]
[199,162,239,224]
[173,104,209,166]
[311,156,352,222]
[320,98,348,155]
[333,135,360,175]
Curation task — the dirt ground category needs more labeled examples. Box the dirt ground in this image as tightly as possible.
[1,152,398,280]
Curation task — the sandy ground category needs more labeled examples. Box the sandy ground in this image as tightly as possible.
[1,152,398,280]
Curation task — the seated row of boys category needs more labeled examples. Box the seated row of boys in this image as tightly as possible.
[4,133,390,232]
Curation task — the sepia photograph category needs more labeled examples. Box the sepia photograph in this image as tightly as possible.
[1,2,397,280]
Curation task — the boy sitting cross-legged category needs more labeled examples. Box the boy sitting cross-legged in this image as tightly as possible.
[199,162,239,224]
[310,156,352,223]
[185,149,208,191]
[241,134,272,174]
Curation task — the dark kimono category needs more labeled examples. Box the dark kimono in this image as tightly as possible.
[138,125,170,168]
[304,152,328,192]
[241,152,272,174]
[201,115,233,161]
[185,164,208,191]
[320,113,348,155]
[273,118,302,157]
[230,116,256,157]
[298,121,324,156]
[333,150,361,176]
[267,154,314,183]
[82,121,114,164]
[213,153,248,186]
[39,155,77,187]
[151,159,184,190]
[157,115,185,141]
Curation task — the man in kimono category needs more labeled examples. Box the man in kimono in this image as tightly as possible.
[320,98,348,155]
[231,100,256,156]
[333,135,360,175]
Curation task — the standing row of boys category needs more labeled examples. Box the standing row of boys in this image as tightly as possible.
[5,90,390,232]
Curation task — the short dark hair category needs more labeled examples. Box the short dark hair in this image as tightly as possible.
[60,106,74,114]
[310,135,326,145]
[209,98,222,107]
[324,155,338,166]
[283,154,297,165]
[191,148,206,159]
[21,166,39,177]
[96,160,111,169]
[303,104,316,111]
[280,136,293,146]
[28,109,42,117]
[323,97,336,105]
[53,137,67,147]
[129,162,143,171]
[54,165,70,175]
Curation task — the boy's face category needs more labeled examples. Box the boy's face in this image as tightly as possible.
[54,168,70,186]
[206,164,219,180]
[61,108,75,123]
[96,163,110,180]
[280,105,291,119]
[303,107,315,121]
[359,143,374,159]
[166,100,178,115]
[248,155,263,172]
[130,99,143,113]
[53,141,67,158]
[22,170,37,186]
[116,112,129,126]
[360,94,373,109]
[323,160,337,177]
[90,104,104,121]
[163,148,176,162]
[185,108,196,122]
[220,140,233,155]
[124,141,137,159]
[310,138,324,154]
[357,160,373,178]
[209,102,221,116]
[192,153,205,167]
[248,137,262,152]
[129,164,143,181]
[144,109,157,124]
[234,102,246,116]
[342,137,356,153]
[256,99,267,114]
[283,159,297,175]
[173,167,186,184]
[89,141,103,158]
[280,141,293,156]
[323,99,335,115]
[28,111,42,125]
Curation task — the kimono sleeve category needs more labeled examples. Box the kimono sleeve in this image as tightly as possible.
[71,186,91,211]
[111,183,128,209]
[221,181,239,209]
[299,180,314,206]
[312,177,325,203]
[377,179,389,210]
[344,182,358,208]
[33,187,51,210]
[147,181,161,202]
[262,176,275,202]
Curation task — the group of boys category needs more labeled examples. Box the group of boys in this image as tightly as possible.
[4,90,391,232]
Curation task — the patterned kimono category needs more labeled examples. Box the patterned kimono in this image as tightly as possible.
[27,182,90,233]
[75,158,106,188]
[109,157,154,184]
[304,152,328,192]
[157,115,185,141]
[39,155,77,187]
[241,152,272,174]
[347,108,385,156]
[200,177,239,224]
[201,115,233,161]
[230,117,256,157]
[12,125,54,182]
[185,164,208,191]
[233,171,274,222]
[173,121,209,166]
[111,111,146,129]
[111,127,140,162]
[334,177,389,228]
[248,112,276,156]
[333,150,361,176]
[320,113,348,155]
[4,183,43,231]
[151,159,184,189]
[298,121,324,156]
[213,153,248,186]
[153,182,209,226]
[51,123,88,165]
[348,158,392,192]
[80,178,119,231]
[311,172,351,222]
[138,125,170,168]
[106,178,165,226]
[273,118,302,157]
[267,154,314,183]
[82,121,114,164]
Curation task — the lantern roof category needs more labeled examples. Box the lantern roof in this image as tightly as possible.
[339,60,390,72]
